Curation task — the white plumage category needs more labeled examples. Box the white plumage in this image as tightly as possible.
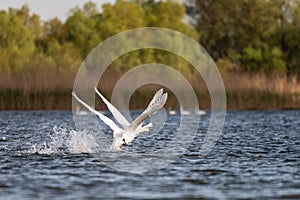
[72,88,167,151]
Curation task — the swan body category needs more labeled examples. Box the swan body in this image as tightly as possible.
[72,88,168,151]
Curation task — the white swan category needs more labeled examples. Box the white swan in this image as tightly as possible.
[72,88,168,151]
[180,107,191,115]
[75,105,90,115]
[169,110,177,115]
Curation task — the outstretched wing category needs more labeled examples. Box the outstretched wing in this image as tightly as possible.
[94,87,130,128]
[128,88,167,132]
[72,92,122,133]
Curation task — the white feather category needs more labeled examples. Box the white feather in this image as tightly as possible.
[72,88,168,150]
[94,87,130,128]
[72,92,122,133]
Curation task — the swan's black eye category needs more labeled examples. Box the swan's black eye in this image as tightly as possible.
[122,139,127,145]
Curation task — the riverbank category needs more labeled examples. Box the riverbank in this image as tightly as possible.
[0,73,299,110]
[0,90,299,110]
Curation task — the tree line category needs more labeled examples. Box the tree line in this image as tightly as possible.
[0,0,198,82]
[186,0,300,76]
[0,0,300,82]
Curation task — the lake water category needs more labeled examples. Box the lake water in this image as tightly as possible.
[0,110,299,199]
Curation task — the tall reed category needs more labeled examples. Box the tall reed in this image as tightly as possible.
[0,71,299,110]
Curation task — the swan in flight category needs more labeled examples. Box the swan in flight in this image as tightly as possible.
[72,88,168,151]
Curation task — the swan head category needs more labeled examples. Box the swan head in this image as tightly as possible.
[110,137,125,151]
[111,131,133,150]
[111,123,154,151]
[121,123,154,146]
[122,131,135,145]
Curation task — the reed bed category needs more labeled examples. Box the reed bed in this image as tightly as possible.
[0,72,299,110]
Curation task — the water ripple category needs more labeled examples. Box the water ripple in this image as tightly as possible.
[0,110,299,199]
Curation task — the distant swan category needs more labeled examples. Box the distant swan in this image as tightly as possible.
[75,106,90,116]
[72,88,168,151]
[180,107,191,115]
[169,110,177,115]
[196,109,206,115]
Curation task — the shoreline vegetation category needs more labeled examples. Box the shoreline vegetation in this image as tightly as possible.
[0,0,300,110]
[0,73,299,110]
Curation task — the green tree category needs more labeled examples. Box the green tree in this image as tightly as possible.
[272,0,300,76]
[83,1,99,17]
[35,18,65,55]
[100,0,146,38]
[187,0,287,73]
[9,5,43,37]
[64,3,101,57]
[0,10,35,73]
[98,0,199,76]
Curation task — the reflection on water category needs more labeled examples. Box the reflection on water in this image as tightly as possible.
[0,110,299,199]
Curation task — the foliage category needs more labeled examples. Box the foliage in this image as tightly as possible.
[0,0,300,81]
[1,0,300,110]
[186,0,300,75]
[0,8,35,73]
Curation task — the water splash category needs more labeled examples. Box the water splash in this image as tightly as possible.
[67,128,99,154]
[28,126,99,155]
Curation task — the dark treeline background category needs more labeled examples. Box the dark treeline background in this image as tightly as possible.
[0,0,299,110]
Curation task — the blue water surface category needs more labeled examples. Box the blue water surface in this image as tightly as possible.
[0,110,299,199]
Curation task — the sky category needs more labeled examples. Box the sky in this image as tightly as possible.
[0,0,114,21]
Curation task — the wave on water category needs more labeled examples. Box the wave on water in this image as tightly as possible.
[28,126,100,155]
